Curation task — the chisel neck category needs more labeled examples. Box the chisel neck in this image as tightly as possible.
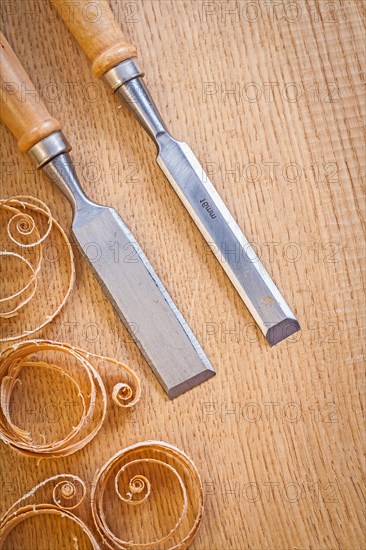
[27,131,94,213]
[104,59,168,143]
[42,153,94,214]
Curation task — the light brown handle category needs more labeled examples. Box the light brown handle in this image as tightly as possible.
[0,33,61,153]
[51,0,137,78]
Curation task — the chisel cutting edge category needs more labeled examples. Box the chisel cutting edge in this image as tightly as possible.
[0,32,215,399]
[52,0,301,346]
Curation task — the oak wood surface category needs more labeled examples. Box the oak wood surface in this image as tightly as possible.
[0,1,365,549]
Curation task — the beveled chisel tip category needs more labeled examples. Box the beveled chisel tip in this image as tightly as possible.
[167,367,216,400]
[266,319,301,347]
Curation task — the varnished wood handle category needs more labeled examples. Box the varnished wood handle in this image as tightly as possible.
[0,33,61,153]
[51,0,137,78]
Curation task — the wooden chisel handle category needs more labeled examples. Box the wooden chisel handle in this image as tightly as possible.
[0,33,61,153]
[51,0,137,78]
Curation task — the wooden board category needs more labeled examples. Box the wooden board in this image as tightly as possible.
[0,0,365,548]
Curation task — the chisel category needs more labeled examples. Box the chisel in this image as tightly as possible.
[51,0,301,345]
[0,32,215,399]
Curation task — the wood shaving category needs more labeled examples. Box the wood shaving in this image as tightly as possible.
[0,474,99,549]
[0,196,74,342]
[0,442,203,550]
[0,340,141,458]
[91,440,204,549]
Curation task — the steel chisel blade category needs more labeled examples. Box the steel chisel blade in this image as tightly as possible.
[156,133,300,346]
[70,202,215,399]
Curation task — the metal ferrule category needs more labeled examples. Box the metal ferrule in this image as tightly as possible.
[27,131,92,213]
[27,130,71,168]
[115,77,168,141]
[103,58,144,91]
[104,58,167,142]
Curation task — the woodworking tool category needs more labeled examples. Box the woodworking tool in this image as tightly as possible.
[52,0,300,346]
[0,33,215,399]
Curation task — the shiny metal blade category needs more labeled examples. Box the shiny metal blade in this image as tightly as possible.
[70,202,215,398]
[112,74,300,345]
[38,148,215,399]
[156,133,300,346]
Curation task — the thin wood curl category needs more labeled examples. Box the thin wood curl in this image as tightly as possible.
[0,340,141,458]
[0,474,99,549]
[91,440,204,550]
[0,195,74,342]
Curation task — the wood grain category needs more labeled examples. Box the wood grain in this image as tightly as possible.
[0,32,60,152]
[0,0,365,548]
[51,0,137,77]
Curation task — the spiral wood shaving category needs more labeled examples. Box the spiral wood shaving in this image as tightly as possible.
[0,340,141,458]
[0,474,99,549]
[0,442,204,549]
[91,441,204,549]
[0,196,74,341]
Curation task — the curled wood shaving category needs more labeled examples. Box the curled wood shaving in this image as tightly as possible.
[0,442,203,549]
[0,196,74,342]
[0,340,141,458]
[0,474,99,549]
[91,440,204,550]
